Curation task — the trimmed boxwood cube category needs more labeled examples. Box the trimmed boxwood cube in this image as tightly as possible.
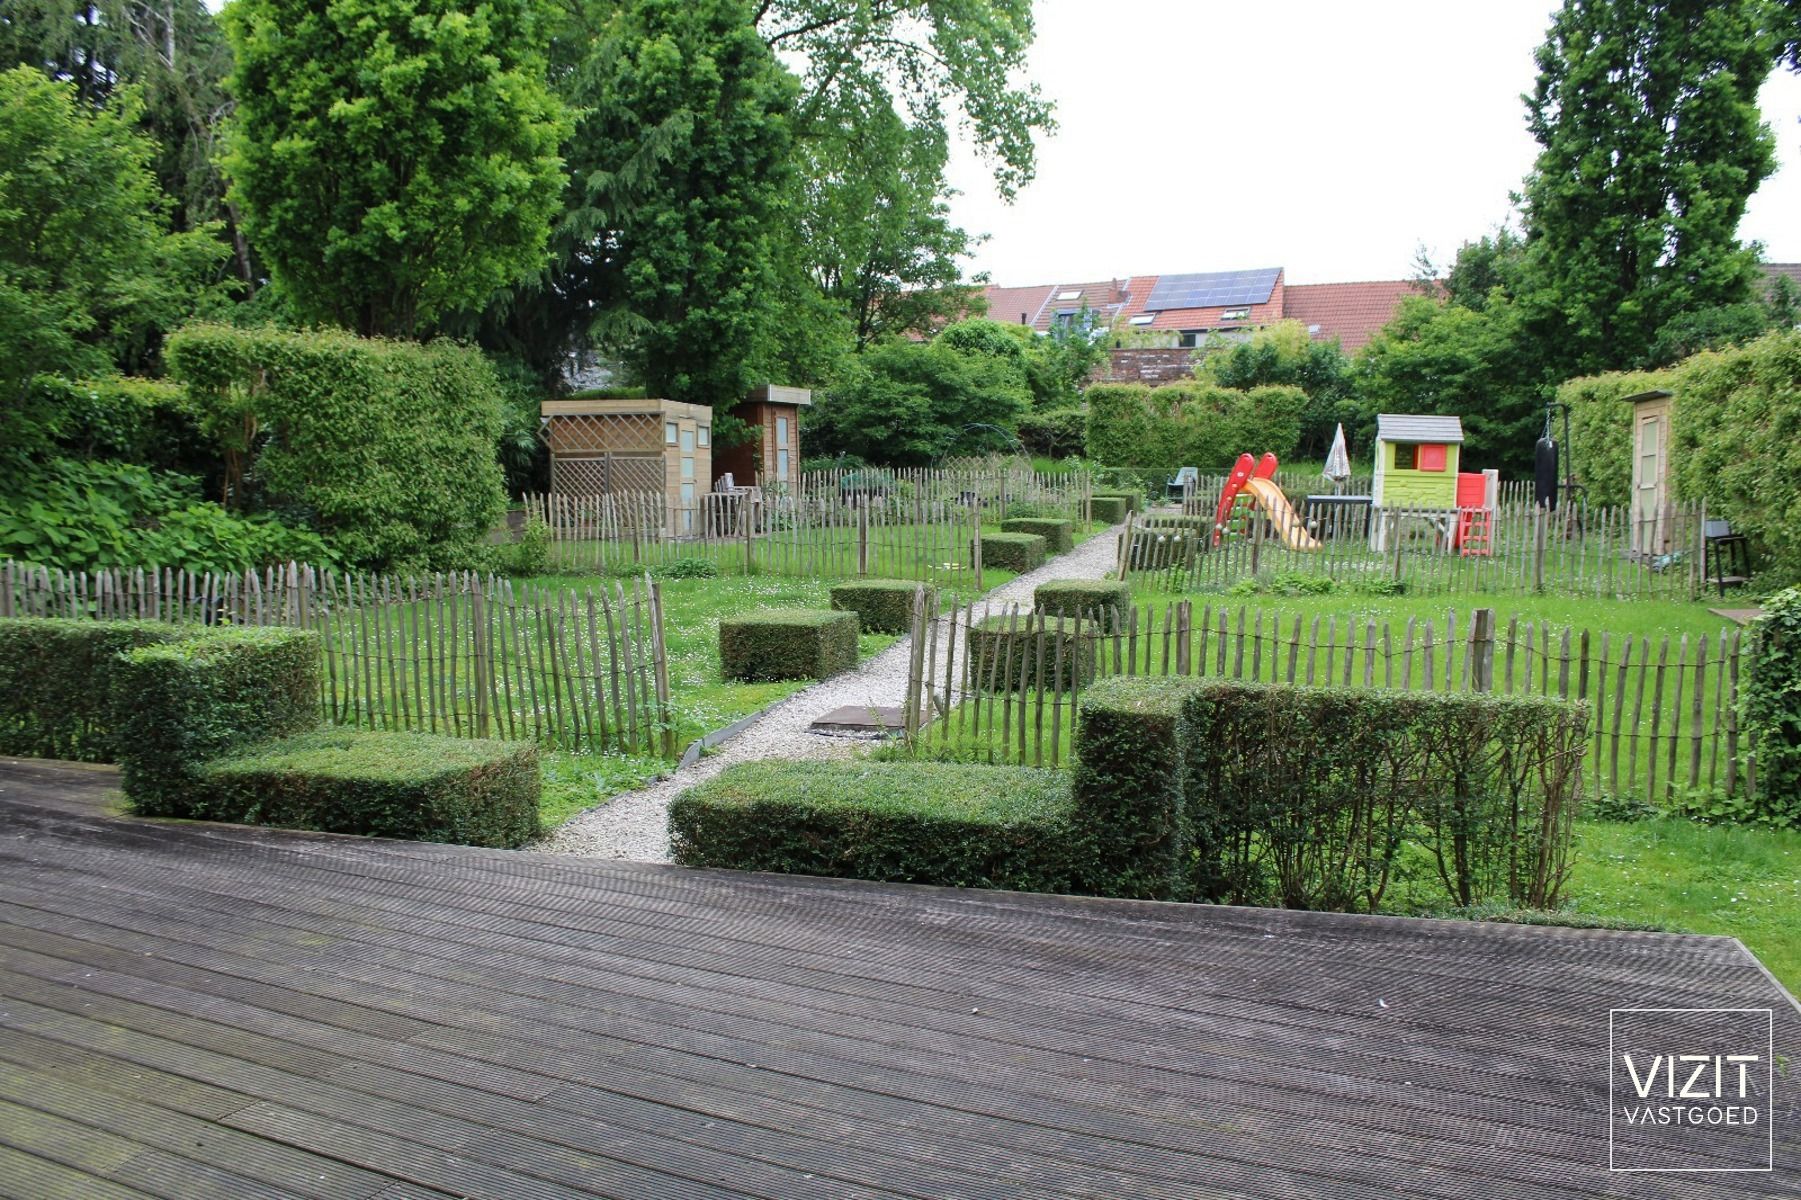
[113,626,321,816]
[964,614,1097,693]
[1128,524,1202,571]
[1143,513,1210,531]
[974,531,1045,573]
[1089,495,1129,524]
[1091,489,1141,514]
[669,760,1078,893]
[1071,676,1200,901]
[829,579,935,635]
[720,609,859,682]
[0,617,183,763]
[196,729,541,848]
[1034,579,1131,625]
[999,517,1073,554]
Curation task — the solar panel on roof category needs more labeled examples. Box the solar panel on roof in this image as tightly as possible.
[1143,268,1280,312]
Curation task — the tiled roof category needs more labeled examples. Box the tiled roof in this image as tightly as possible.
[1759,263,1801,300]
[1030,279,1134,332]
[1282,280,1422,353]
[1377,414,1464,444]
[981,284,1056,327]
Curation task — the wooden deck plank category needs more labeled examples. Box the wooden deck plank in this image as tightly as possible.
[0,758,1794,1199]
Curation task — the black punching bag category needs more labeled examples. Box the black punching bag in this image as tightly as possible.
[1534,434,1559,510]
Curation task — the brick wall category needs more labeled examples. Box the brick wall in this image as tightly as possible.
[1096,348,1196,384]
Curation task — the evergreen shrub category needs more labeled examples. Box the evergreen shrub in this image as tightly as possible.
[974,531,1045,573]
[719,609,858,681]
[829,580,933,634]
[999,517,1073,554]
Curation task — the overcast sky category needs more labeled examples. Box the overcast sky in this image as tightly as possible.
[942,0,1801,286]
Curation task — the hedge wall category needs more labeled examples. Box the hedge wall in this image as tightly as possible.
[965,614,1098,693]
[1559,367,1680,508]
[829,580,933,635]
[113,626,321,816]
[1070,677,1194,900]
[165,324,507,570]
[1084,382,1307,469]
[669,761,1078,893]
[197,729,540,847]
[975,531,1045,573]
[1034,579,1130,623]
[0,618,182,762]
[999,517,1073,554]
[1743,587,1801,827]
[720,609,859,681]
[1089,496,1129,524]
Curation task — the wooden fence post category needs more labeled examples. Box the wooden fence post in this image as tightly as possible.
[1469,607,1496,692]
[648,577,673,758]
[1533,504,1548,592]
[970,501,984,591]
[857,501,869,577]
[471,580,491,738]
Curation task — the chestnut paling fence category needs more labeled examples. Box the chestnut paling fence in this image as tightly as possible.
[0,561,672,757]
[900,594,1757,806]
[1117,497,1713,601]
[521,462,1098,585]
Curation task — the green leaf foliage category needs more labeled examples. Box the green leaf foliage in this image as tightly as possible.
[1084,382,1307,470]
[220,0,570,336]
[1196,319,1354,459]
[112,625,321,815]
[1087,496,1129,524]
[1033,579,1130,623]
[718,608,859,681]
[828,580,934,635]
[669,760,1079,892]
[805,338,1031,466]
[0,618,183,762]
[998,518,1072,554]
[1558,367,1680,507]
[1519,0,1776,374]
[1069,677,1192,900]
[197,729,541,847]
[165,324,507,570]
[1737,586,1801,827]
[972,532,1044,573]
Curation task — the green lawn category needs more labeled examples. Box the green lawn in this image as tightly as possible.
[1564,817,1801,994]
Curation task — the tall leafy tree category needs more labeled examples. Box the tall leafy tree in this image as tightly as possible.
[220,0,570,336]
[1519,0,1777,373]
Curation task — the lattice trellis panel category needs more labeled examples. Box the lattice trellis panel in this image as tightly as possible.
[550,454,664,496]
[541,411,663,457]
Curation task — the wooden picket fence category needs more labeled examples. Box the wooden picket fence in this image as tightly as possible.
[0,561,672,757]
[520,462,1097,583]
[1117,497,1712,600]
[900,595,1756,806]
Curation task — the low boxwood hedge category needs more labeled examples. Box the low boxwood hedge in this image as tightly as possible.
[720,609,859,682]
[112,625,321,816]
[829,580,934,635]
[669,760,1078,892]
[974,531,1045,573]
[1143,514,1210,531]
[1071,676,1197,900]
[999,517,1073,554]
[1090,489,1141,514]
[0,618,182,762]
[196,729,540,848]
[1128,524,1202,571]
[1034,579,1131,624]
[964,613,1097,693]
[1088,496,1129,524]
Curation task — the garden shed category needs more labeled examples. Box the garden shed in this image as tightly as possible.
[713,384,811,491]
[540,396,712,523]
[1626,387,1675,555]
[1371,413,1464,509]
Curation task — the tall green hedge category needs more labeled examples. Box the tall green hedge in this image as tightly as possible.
[1559,367,1680,507]
[197,729,540,847]
[669,761,1078,892]
[112,625,320,815]
[164,324,507,570]
[1084,382,1307,469]
[1743,587,1801,827]
[0,618,181,762]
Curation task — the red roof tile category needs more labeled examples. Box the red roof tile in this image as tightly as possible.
[981,284,1056,327]
[1282,280,1423,353]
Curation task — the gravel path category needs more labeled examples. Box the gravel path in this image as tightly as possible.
[537,521,1128,862]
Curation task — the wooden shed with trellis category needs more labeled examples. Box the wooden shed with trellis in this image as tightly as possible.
[539,396,713,530]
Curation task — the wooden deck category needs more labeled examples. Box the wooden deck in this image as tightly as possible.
[0,757,1793,1199]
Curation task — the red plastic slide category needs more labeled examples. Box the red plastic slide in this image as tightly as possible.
[1212,453,1258,547]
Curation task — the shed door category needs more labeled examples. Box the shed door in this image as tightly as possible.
[1635,413,1665,555]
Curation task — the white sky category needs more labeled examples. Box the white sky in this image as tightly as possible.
[943,0,1801,286]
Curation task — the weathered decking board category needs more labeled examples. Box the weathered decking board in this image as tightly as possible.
[0,757,1794,1199]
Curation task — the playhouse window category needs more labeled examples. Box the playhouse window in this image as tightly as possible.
[1417,444,1447,471]
[1393,443,1417,470]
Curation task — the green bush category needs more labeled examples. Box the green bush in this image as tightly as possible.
[719,609,859,682]
[0,618,182,761]
[964,614,1098,693]
[498,515,552,577]
[196,729,540,848]
[1084,382,1307,469]
[1089,488,1141,514]
[1559,367,1679,508]
[1070,677,1195,900]
[669,761,1078,892]
[973,531,1045,573]
[1142,514,1210,531]
[1127,524,1202,572]
[165,324,508,570]
[1742,587,1801,827]
[829,579,934,634]
[1088,495,1130,524]
[999,517,1073,554]
[112,625,320,815]
[1016,406,1086,459]
[1034,579,1131,624]
[654,555,719,579]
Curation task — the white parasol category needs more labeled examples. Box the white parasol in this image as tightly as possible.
[1322,423,1351,491]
